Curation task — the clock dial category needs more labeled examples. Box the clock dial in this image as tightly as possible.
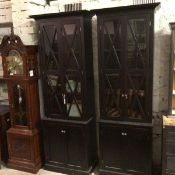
[6,50,23,75]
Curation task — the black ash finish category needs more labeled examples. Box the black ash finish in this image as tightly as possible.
[95,3,159,175]
[31,11,96,175]
[162,125,175,175]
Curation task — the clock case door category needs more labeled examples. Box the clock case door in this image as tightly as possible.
[38,15,94,121]
[98,12,153,123]
[1,35,38,78]
[6,79,40,129]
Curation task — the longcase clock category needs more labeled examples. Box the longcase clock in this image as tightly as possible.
[1,34,41,173]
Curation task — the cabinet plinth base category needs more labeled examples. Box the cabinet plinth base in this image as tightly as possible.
[44,163,94,175]
[7,128,42,173]
[99,169,124,175]
[7,159,41,174]
[99,168,148,175]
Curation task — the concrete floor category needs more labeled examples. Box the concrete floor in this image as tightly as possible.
[0,166,65,175]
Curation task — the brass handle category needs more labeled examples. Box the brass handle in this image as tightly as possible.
[121,132,127,136]
[122,94,125,97]
[61,130,66,134]
[6,118,10,122]
[125,94,128,99]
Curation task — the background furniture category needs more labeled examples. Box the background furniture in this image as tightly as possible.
[1,35,41,173]
[169,23,175,115]
[31,11,96,175]
[92,3,159,175]
[162,22,175,175]
[162,116,175,175]
[0,105,10,164]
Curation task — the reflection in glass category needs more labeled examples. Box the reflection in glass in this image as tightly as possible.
[13,84,27,126]
[127,75,145,119]
[65,77,82,117]
[103,20,122,69]
[45,75,64,117]
[42,25,59,71]
[6,50,23,75]
[62,24,81,70]
[103,74,121,118]
[127,18,146,69]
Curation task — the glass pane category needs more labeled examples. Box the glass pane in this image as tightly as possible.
[103,20,122,69]
[64,24,76,35]
[127,18,147,69]
[127,75,146,119]
[65,75,82,117]
[6,50,23,75]
[62,24,82,70]
[102,73,122,118]
[44,75,64,117]
[43,25,59,70]
[13,84,27,126]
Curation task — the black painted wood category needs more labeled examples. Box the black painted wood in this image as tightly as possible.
[99,124,152,175]
[33,12,97,174]
[96,4,158,175]
[42,119,96,175]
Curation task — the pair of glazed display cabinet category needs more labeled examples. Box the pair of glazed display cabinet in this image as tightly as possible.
[1,2,170,175]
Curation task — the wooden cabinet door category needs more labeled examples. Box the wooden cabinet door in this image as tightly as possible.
[66,125,86,169]
[100,125,123,172]
[123,127,152,175]
[43,121,67,165]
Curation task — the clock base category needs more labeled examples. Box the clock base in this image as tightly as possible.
[7,128,42,173]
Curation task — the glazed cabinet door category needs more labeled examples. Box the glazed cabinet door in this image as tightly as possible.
[61,18,84,119]
[99,125,123,172]
[39,21,65,119]
[42,121,67,165]
[125,15,152,122]
[99,17,125,120]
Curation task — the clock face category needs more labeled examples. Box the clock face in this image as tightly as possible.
[6,50,23,75]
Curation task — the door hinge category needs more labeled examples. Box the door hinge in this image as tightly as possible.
[80,27,81,32]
